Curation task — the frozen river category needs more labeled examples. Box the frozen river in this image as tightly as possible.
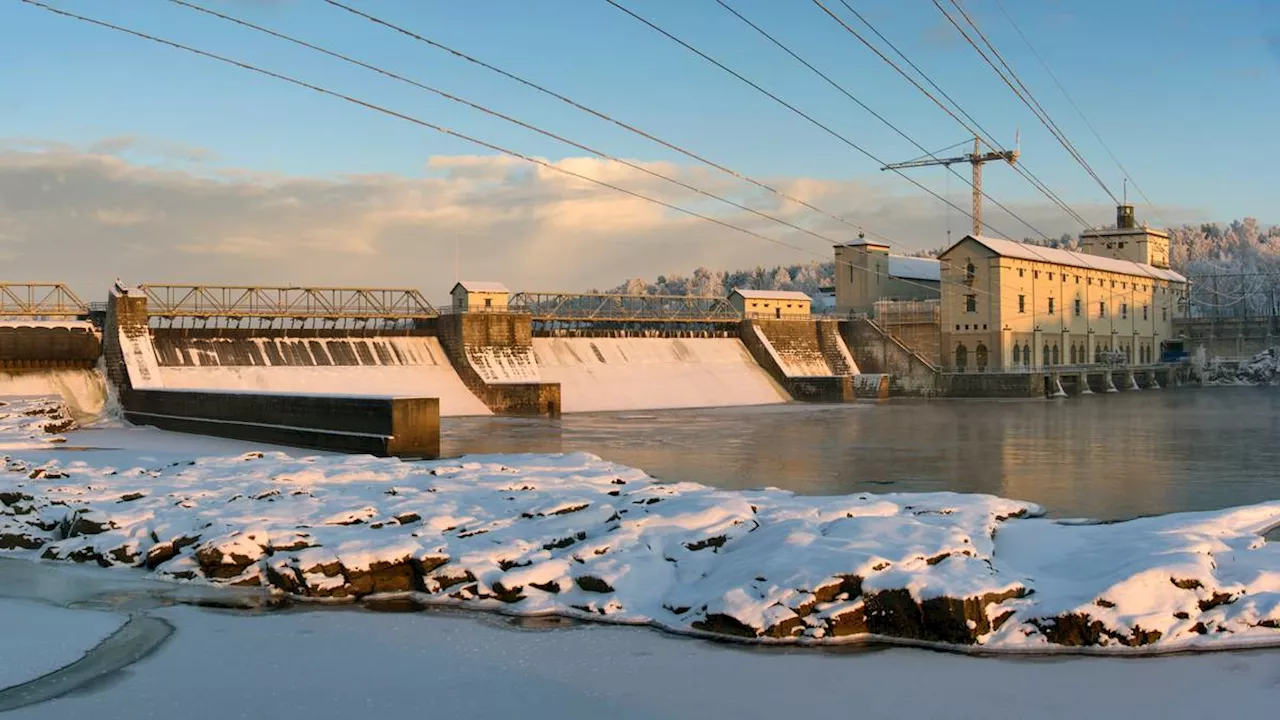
[444,386,1280,520]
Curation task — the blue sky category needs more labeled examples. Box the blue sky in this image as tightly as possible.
[2,0,1277,229]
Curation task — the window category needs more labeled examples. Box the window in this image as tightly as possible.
[965,262,976,283]
[1075,275,1080,284]
[1034,271,1040,279]
[1099,301,1106,318]
[1122,282,1127,290]
[1074,298,1082,317]
[955,324,960,331]
[1049,272,1054,281]
[1111,280,1116,288]
[1013,344,1022,364]
[1023,343,1032,366]
[1048,297,1055,315]
[1162,307,1168,321]
[965,294,977,313]
[975,344,988,370]
[1070,344,1078,364]
[956,344,968,370]
[484,297,492,308]
[1018,268,1025,278]
[1018,295,1026,313]
[1088,278,1093,286]
[1143,305,1148,320]
[1121,303,1128,319]
[1051,344,1060,365]
[1044,344,1051,366]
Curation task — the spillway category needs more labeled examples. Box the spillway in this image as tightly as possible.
[0,369,108,423]
[149,335,491,417]
[530,337,789,413]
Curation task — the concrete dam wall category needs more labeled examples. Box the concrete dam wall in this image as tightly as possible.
[531,337,789,413]
[148,332,491,417]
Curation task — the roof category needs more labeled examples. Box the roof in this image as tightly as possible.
[452,281,510,294]
[731,289,812,302]
[944,235,1187,283]
[887,256,941,282]
[837,238,890,249]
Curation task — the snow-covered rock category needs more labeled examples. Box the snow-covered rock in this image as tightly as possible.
[3,438,1278,652]
[1203,348,1280,386]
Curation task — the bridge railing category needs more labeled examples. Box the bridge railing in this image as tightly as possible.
[0,282,89,318]
[509,292,742,323]
[137,285,438,320]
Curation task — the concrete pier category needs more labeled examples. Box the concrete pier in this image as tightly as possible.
[739,318,855,402]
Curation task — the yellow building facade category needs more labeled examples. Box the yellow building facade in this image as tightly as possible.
[451,281,510,312]
[833,239,941,314]
[938,223,1187,372]
[729,289,811,318]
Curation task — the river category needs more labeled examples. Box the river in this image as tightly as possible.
[443,386,1280,521]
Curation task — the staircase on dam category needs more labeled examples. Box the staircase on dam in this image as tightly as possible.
[740,319,857,402]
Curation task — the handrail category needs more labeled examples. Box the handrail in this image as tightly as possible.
[136,284,437,320]
[0,282,88,317]
[510,291,741,322]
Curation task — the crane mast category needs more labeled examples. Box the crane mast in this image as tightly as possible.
[882,137,1019,237]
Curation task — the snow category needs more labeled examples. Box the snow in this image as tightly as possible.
[0,599,124,691]
[118,328,163,390]
[531,337,789,412]
[731,289,811,302]
[154,337,492,417]
[888,256,942,282]
[968,235,1187,283]
[5,604,1279,719]
[3,396,1278,652]
[465,346,542,385]
[1203,348,1279,386]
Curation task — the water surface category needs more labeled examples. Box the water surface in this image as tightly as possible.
[443,387,1280,520]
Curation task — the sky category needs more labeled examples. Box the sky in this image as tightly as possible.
[1,0,1277,296]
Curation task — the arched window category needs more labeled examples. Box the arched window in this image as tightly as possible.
[975,343,989,371]
[1013,344,1022,365]
[1044,344,1051,367]
[955,343,969,370]
[966,262,976,283]
[1094,346,1102,363]
[1070,344,1077,364]
[1023,343,1032,366]
[1052,344,1060,365]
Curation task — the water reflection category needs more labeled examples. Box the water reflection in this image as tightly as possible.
[442,388,1280,520]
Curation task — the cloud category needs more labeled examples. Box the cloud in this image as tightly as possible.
[0,139,1203,301]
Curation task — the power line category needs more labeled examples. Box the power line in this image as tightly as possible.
[601,0,1027,243]
[935,0,1119,204]
[18,0,967,305]
[163,0,856,252]
[320,0,884,244]
[712,0,1054,243]
[991,0,1163,223]
[814,0,1092,230]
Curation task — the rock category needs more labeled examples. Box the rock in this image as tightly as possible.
[394,512,421,525]
[344,558,416,596]
[0,531,45,550]
[684,535,727,552]
[108,545,139,565]
[195,543,260,580]
[812,575,863,604]
[263,560,306,595]
[530,580,561,594]
[1198,592,1236,612]
[411,554,450,577]
[59,509,113,538]
[0,491,33,507]
[574,575,614,593]
[145,535,199,569]
[490,581,525,603]
[862,586,1026,645]
[692,613,759,639]
[825,605,869,637]
[762,609,805,639]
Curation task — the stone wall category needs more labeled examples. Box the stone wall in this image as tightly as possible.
[0,325,100,369]
[101,288,149,394]
[841,319,938,397]
[875,320,941,366]
[124,390,440,458]
[938,373,1042,398]
[437,312,561,416]
[738,320,853,402]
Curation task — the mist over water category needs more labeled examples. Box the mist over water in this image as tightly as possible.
[443,387,1280,521]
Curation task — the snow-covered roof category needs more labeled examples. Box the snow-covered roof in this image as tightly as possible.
[452,281,509,294]
[949,236,1187,283]
[731,289,812,302]
[887,256,941,282]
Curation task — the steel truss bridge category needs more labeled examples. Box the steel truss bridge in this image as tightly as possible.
[0,283,89,318]
[138,285,438,321]
[509,292,741,323]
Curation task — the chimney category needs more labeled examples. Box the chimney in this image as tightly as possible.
[1116,204,1135,229]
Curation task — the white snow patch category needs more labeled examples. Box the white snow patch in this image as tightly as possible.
[531,337,788,412]
[0,599,125,691]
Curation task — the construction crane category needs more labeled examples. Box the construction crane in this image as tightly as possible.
[881,137,1018,237]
